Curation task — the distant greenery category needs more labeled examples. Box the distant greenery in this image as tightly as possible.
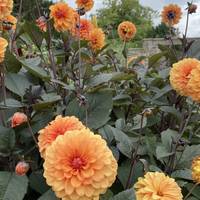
[96,0,155,42]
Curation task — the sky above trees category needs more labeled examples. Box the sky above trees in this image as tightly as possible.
[62,0,200,37]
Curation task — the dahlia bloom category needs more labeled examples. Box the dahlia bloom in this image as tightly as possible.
[161,4,182,26]
[169,58,200,96]
[44,129,118,200]
[73,18,94,40]
[3,14,17,30]
[0,0,13,20]
[38,115,85,158]
[134,172,183,200]
[187,66,200,102]
[0,37,8,62]
[15,161,30,176]
[192,156,200,183]
[49,2,76,32]
[36,16,47,32]
[76,0,94,12]
[88,28,105,51]
[11,112,28,128]
[118,21,137,42]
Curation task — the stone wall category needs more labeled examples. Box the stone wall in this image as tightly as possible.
[129,37,200,57]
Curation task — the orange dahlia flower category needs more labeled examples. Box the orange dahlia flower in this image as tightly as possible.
[44,129,118,200]
[192,156,200,183]
[0,37,8,62]
[15,161,30,176]
[38,115,85,158]
[11,112,28,128]
[88,28,105,51]
[49,2,76,32]
[170,58,200,96]
[161,4,182,26]
[0,0,13,20]
[118,21,137,42]
[76,0,94,12]
[134,172,183,200]
[73,18,94,40]
[3,14,17,31]
[36,16,47,32]
[187,65,200,102]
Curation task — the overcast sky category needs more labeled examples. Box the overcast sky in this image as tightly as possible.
[58,0,200,37]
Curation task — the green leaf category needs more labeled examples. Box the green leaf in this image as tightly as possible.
[113,95,132,106]
[171,169,192,180]
[22,21,44,49]
[5,73,32,97]
[0,99,23,109]
[100,190,113,200]
[0,126,15,153]
[118,160,144,188]
[109,189,136,200]
[38,189,58,200]
[67,91,113,129]
[19,57,50,81]
[185,183,200,199]
[5,51,21,73]
[156,146,174,160]
[149,51,167,67]
[29,171,49,194]
[177,145,200,169]
[0,172,28,200]
[131,115,147,130]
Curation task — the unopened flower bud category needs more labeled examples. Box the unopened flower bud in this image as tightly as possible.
[15,161,30,176]
[188,4,197,14]
[11,112,28,128]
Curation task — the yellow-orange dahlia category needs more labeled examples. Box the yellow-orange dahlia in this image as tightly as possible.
[44,129,117,200]
[134,172,183,200]
[3,14,17,30]
[192,156,200,183]
[49,2,76,32]
[36,16,47,32]
[161,4,182,26]
[88,28,105,51]
[118,21,137,42]
[76,0,94,12]
[38,115,85,158]
[169,58,200,96]
[0,0,13,20]
[73,18,94,40]
[0,37,8,63]
[187,66,200,102]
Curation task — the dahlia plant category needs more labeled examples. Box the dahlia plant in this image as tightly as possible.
[0,0,200,200]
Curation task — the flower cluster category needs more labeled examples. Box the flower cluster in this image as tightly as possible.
[170,58,200,102]
[46,1,105,52]
[38,116,118,200]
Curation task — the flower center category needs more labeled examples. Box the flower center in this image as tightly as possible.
[55,9,66,19]
[167,11,175,20]
[82,0,89,3]
[71,157,86,170]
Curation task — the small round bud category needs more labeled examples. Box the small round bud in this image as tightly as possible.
[11,112,28,128]
[188,4,197,14]
[15,161,30,176]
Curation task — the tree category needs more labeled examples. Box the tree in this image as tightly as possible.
[147,23,178,38]
[96,0,155,41]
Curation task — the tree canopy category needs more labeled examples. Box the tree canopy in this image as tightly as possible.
[96,0,155,41]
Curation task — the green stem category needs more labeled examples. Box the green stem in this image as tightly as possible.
[184,183,199,200]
